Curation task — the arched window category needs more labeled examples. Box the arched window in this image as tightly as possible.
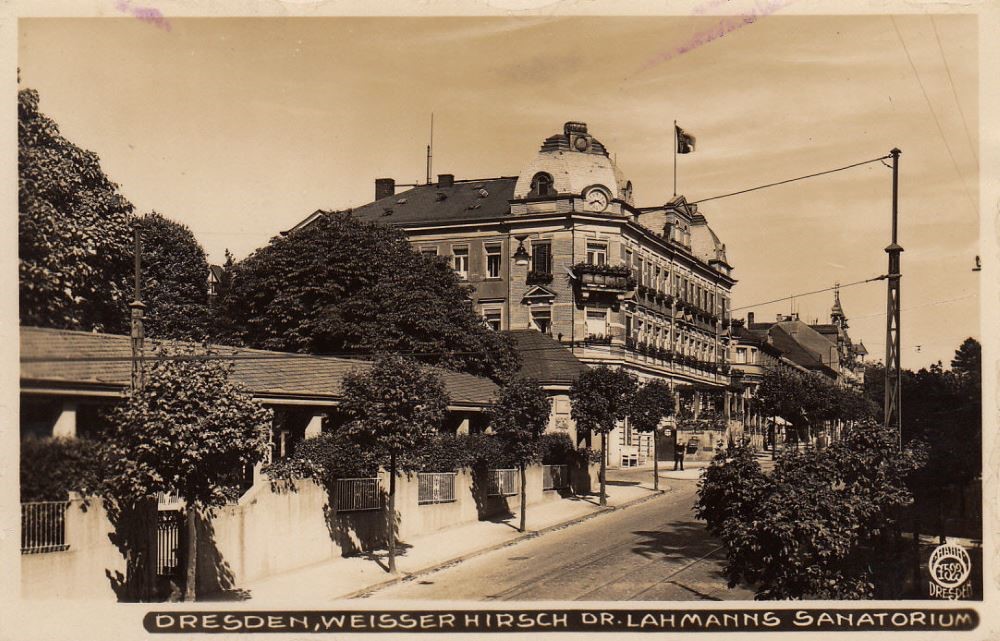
[530,172,554,197]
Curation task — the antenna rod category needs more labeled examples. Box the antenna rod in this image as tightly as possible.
[426,113,434,184]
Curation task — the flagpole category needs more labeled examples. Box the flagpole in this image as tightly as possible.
[673,120,677,197]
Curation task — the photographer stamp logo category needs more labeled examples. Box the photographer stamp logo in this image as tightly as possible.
[928,543,972,599]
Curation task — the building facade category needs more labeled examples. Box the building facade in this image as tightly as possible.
[291,121,738,467]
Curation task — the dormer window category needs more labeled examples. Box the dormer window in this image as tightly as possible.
[530,172,554,197]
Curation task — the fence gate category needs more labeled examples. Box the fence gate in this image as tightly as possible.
[156,509,184,578]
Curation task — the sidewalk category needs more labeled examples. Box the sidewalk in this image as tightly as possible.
[240,483,663,603]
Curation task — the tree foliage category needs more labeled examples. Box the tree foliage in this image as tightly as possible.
[488,378,551,464]
[135,212,212,341]
[570,366,638,506]
[629,379,675,434]
[19,87,134,332]
[340,354,450,461]
[569,367,638,437]
[696,421,926,599]
[215,213,519,382]
[19,435,107,502]
[103,347,273,509]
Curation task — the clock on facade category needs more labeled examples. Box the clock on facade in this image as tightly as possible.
[584,187,610,212]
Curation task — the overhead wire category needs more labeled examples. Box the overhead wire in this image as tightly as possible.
[890,15,977,215]
[730,275,887,312]
[688,156,890,206]
[929,15,978,168]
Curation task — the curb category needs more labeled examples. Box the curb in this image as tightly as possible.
[338,488,670,599]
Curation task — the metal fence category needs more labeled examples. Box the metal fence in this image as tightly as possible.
[488,468,519,497]
[542,465,569,491]
[156,509,184,577]
[334,477,383,512]
[417,472,457,505]
[21,501,69,554]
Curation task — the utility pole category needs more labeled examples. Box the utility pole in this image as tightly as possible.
[130,224,146,391]
[883,148,902,446]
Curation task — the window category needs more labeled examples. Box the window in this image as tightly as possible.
[586,309,607,337]
[531,241,552,275]
[485,244,502,279]
[420,246,438,258]
[530,307,551,334]
[586,242,607,266]
[482,307,502,331]
[452,247,469,279]
[531,172,555,197]
[735,347,748,364]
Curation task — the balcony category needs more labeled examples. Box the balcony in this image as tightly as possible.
[572,262,636,301]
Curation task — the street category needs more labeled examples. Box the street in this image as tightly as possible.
[366,470,754,601]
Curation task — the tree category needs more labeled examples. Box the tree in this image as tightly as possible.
[216,213,519,382]
[569,366,638,507]
[629,380,674,490]
[951,337,980,383]
[135,212,212,341]
[488,378,551,532]
[340,354,450,573]
[19,87,134,333]
[695,421,925,599]
[104,347,272,601]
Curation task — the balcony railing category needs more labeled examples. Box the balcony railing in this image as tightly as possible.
[572,263,636,299]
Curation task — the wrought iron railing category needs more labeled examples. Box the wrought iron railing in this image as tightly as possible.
[21,501,69,554]
[488,469,519,497]
[334,477,383,512]
[417,472,457,505]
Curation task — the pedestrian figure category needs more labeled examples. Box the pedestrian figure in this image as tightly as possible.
[674,440,685,471]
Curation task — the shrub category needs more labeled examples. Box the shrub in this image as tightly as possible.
[19,435,106,502]
[263,429,379,488]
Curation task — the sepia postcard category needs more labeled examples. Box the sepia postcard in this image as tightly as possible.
[1,0,997,639]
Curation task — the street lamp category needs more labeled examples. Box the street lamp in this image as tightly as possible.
[512,235,530,266]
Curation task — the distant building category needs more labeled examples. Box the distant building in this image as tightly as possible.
[207,264,225,305]
[289,122,740,468]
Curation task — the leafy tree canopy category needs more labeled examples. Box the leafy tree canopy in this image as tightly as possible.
[137,212,212,341]
[696,421,925,599]
[569,366,638,436]
[216,213,519,382]
[19,87,134,332]
[104,347,273,509]
[340,354,450,461]
[488,378,551,464]
[629,379,675,434]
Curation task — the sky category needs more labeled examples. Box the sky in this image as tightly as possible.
[17,12,981,371]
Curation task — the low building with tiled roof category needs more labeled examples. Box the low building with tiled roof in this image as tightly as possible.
[504,329,590,446]
[20,326,498,456]
[288,121,741,468]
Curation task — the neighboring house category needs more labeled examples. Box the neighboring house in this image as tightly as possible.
[808,287,868,389]
[19,326,498,461]
[207,264,224,305]
[288,121,739,467]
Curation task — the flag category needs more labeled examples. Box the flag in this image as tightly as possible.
[676,125,696,154]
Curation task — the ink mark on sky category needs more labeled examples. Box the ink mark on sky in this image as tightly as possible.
[115,0,172,32]
[636,0,794,75]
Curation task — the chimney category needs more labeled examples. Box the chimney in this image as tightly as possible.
[375,178,395,201]
[776,314,784,322]
[747,312,755,326]
[437,174,454,188]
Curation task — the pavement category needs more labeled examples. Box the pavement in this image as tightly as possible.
[370,474,752,601]
[241,481,663,603]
